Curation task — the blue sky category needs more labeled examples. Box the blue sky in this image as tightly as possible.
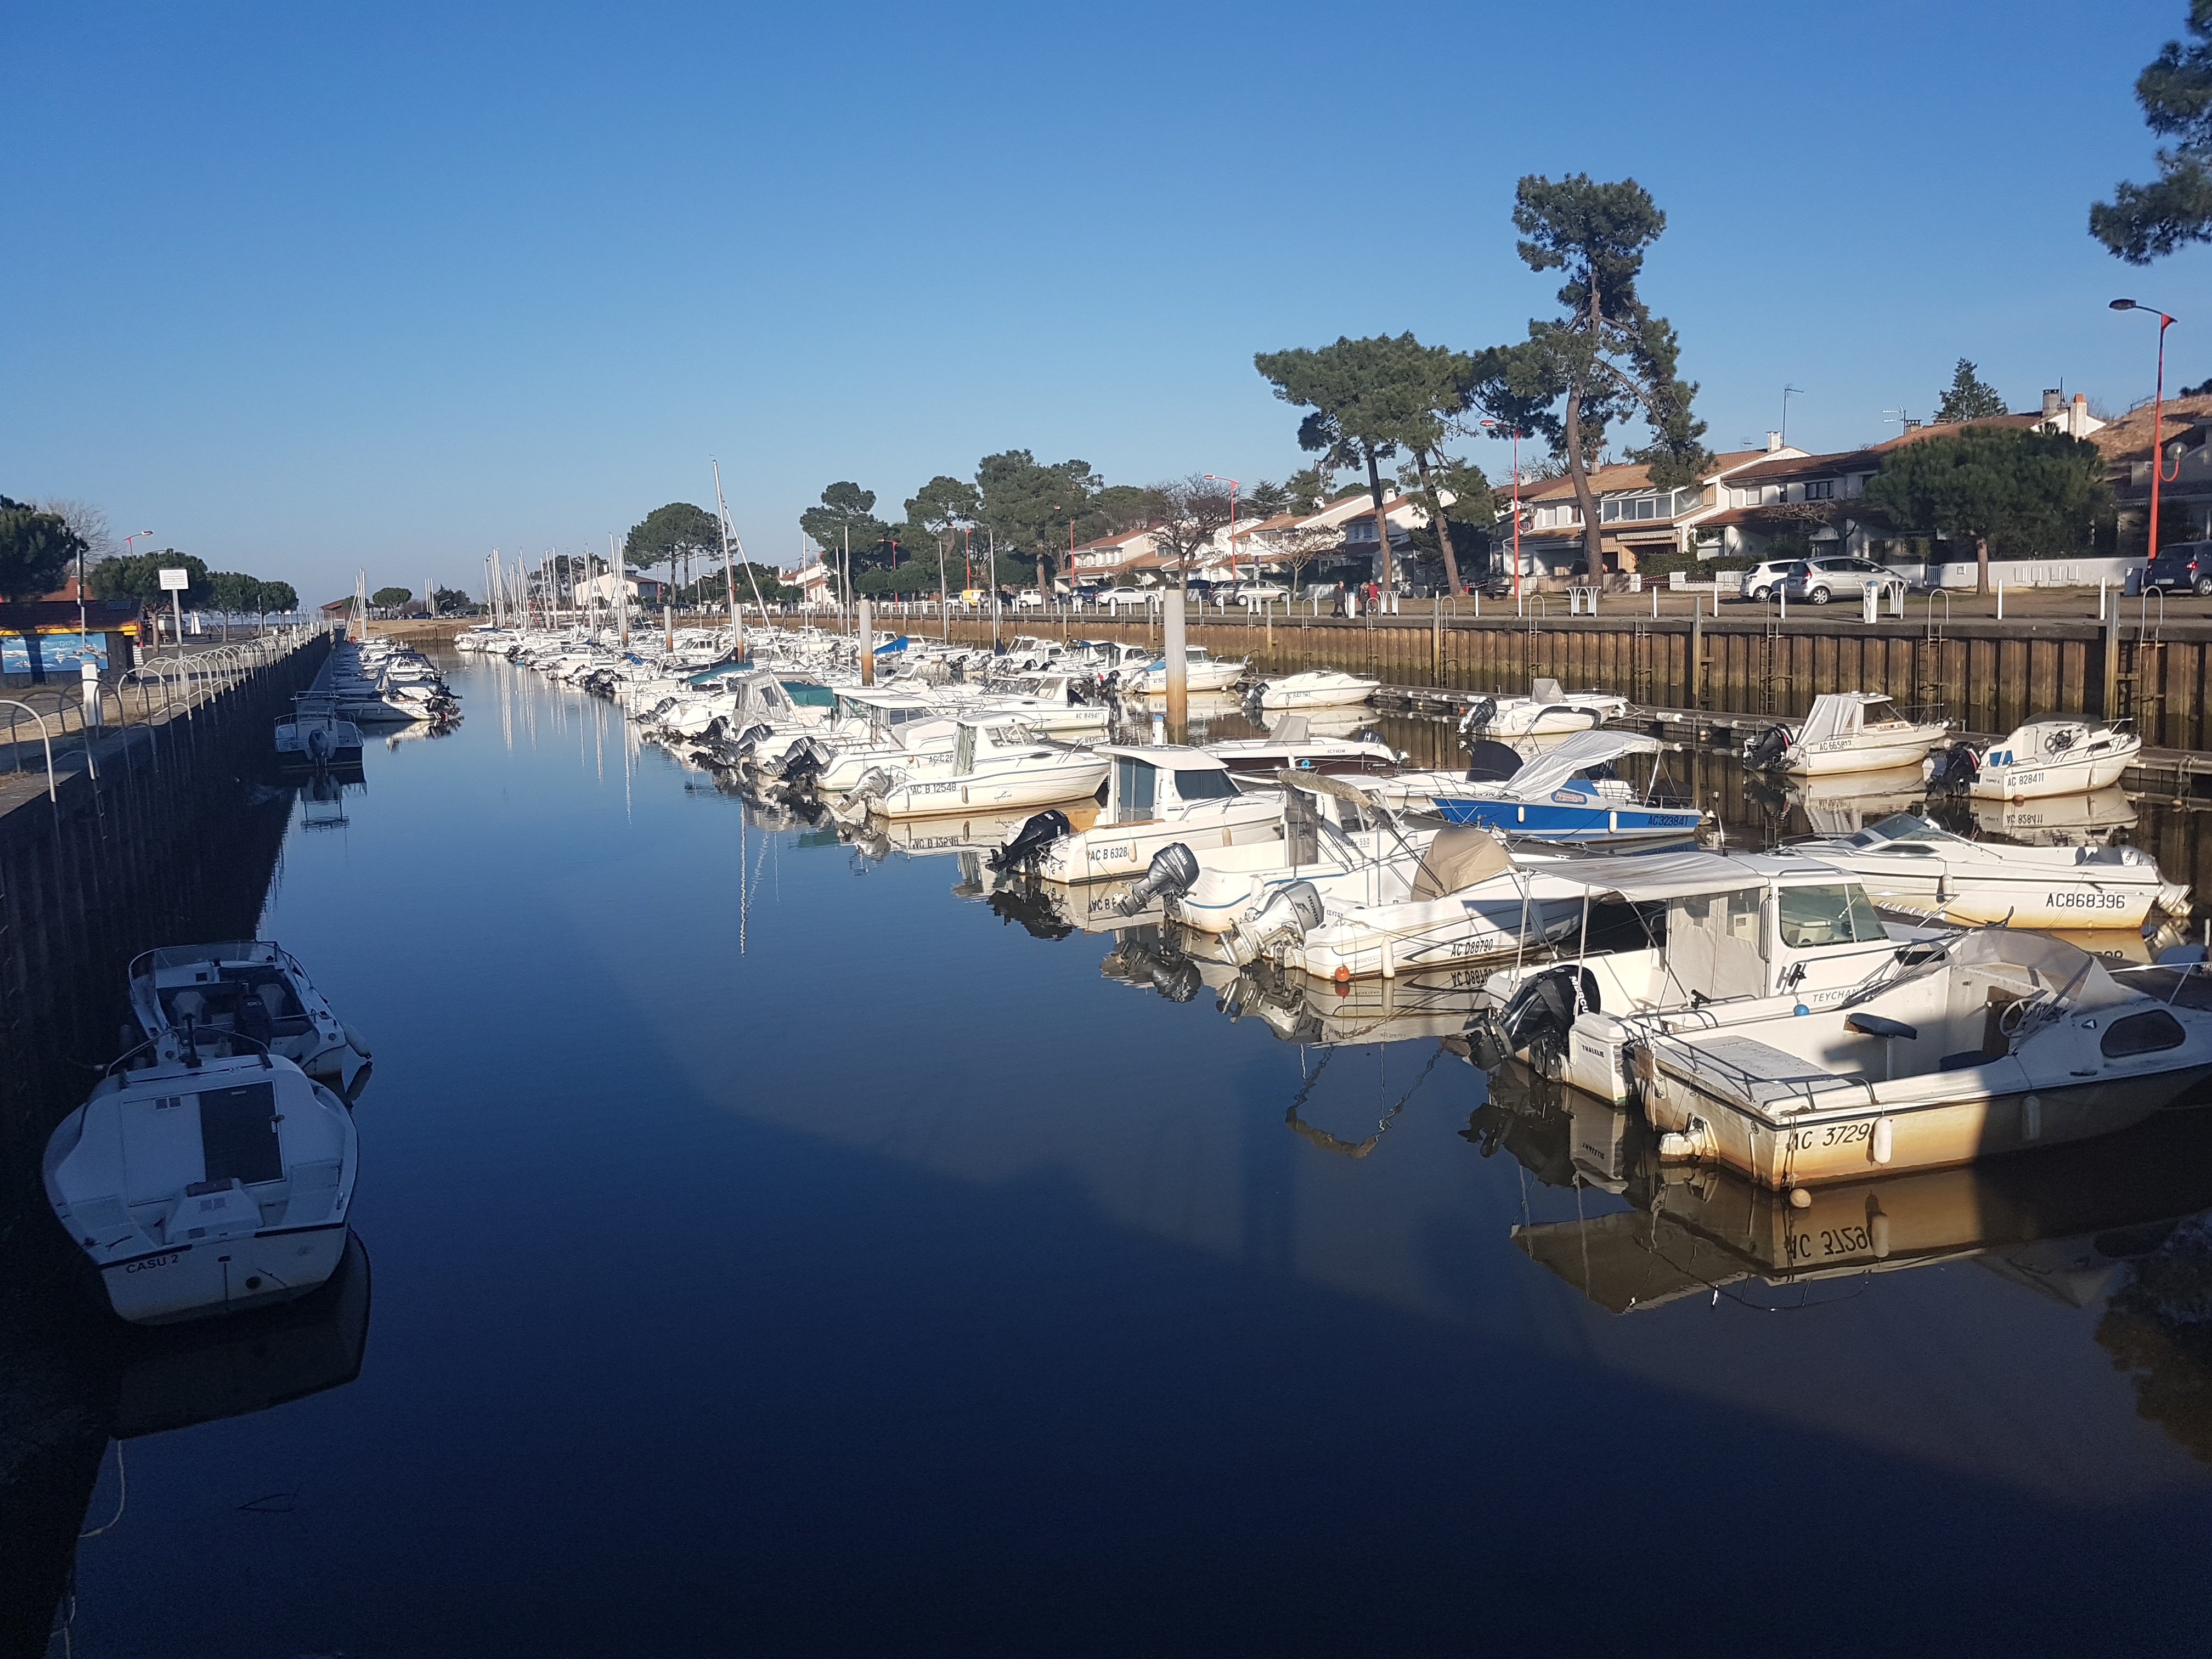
[5,0,2208,602]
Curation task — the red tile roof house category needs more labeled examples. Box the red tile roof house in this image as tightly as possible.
[1697,393,2113,577]
[1511,443,1798,579]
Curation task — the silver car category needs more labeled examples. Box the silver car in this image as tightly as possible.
[1782,555,1894,605]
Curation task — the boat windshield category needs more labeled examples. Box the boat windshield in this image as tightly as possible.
[1848,813,1949,848]
[1776,883,1887,948]
[1175,769,1240,801]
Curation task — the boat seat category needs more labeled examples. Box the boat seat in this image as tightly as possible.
[1658,1034,1872,1112]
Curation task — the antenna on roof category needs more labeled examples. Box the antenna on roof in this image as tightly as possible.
[1781,385,1805,447]
[1882,407,1913,436]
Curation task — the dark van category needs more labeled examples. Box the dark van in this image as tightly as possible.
[2145,540,2212,596]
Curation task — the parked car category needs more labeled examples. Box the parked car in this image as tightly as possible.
[2143,540,2212,596]
[1782,555,1898,605]
[1013,589,1047,608]
[1099,586,1161,610]
[1737,559,1797,602]
[1233,583,1289,607]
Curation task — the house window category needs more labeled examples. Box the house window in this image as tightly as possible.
[1600,499,1621,522]
[1635,497,1657,520]
[1806,479,1835,500]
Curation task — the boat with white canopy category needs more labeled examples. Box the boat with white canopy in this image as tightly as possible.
[844,719,1111,820]
[1572,927,2212,1189]
[1469,850,1926,1072]
[1370,729,1705,844]
[1030,747,1281,883]
[1744,692,1950,777]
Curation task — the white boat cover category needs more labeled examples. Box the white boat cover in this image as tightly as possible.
[1797,693,1903,748]
[1531,678,1565,704]
[1911,926,2135,1011]
[1504,731,1663,799]
[1520,850,1840,903]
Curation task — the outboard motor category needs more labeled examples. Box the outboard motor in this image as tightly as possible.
[1742,723,1794,772]
[989,808,1073,873]
[776,736,837,783]
[1459,696,1499,733]
[1113,841,1201,916]
[1465,738,1522,782]
[1227,879,1326,967]
[729,722,776,758]
[1928,743,1979,792]
[1473,965,1600,1075]
[304,725,332,768]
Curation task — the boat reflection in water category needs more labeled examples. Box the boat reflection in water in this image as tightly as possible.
[2,1234,370,1652]
[1499,1085,2212,1319]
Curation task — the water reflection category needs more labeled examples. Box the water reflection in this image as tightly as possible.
[0,1237,370,1651]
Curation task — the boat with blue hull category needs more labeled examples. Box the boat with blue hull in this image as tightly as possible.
[1373,731,1705,845]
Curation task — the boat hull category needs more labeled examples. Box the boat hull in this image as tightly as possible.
[1848,867,2162,929]
[1042,802,1284,883]
[1787,729,1947,776]
[872,758,1110,820]
[1967,751,2137,800]
[1257,679,1378,709]
[1424,796,1703,844]
[97,1222,352,1326]
[1644,1069,2209,1190]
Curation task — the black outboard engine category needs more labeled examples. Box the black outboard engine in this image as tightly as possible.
[1459,696,1499,733]
[1465,738,1522,782]
[1471,964,1600,1074]
[1928,743,1979,792]
[730,722,776,758]
[989,808,1073,873]
[1742,723,1794,772]
[1113,841,1201,916]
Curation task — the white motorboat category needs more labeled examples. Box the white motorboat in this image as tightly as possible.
[274,698,363,772]
[1572,928,2212,1189]
[1459,678,1627,737]
[847,719,1111,820]
[1268,826,1585,982]
[1796,812,2189,930]
[1470,850,1928,1070]
[1119,772,1440,935]
[1126,647,1248,695]
[1745,692,1950,777]
[129,942,373,1102]
[44,1034,359,1324]
[1252,669,1379,710]
[1203,714,1400,783]
[1030,747,1283,883]
[1931,717,2142,800]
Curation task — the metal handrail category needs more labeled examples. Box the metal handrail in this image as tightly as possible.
[0,699,59,801]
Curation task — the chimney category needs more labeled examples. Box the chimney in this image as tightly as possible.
[1765,430,1783,453]
[2072,392,2090,437]
[2042,389,2063,419]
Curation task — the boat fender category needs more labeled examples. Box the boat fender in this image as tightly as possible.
[1866,1198,1892,1258]
[1788,1187,1812,1210]
[1870,1116,1893,1166]
[1114,842,1201,916]
[343,1024,372,1058]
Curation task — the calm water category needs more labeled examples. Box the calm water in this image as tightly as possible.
[10,654,2212,1657]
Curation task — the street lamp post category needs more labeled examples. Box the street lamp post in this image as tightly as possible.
[1480,421,1526,610]
[2112,299,2181,560]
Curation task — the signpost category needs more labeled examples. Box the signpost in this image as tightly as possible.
[159,567,189,653]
